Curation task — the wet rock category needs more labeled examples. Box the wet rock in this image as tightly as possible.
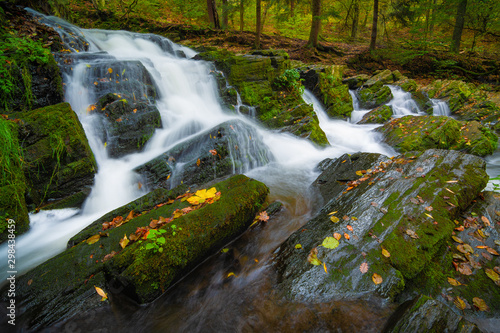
[134,119,272,190]
[359,105,393,124]
[356,84,393,110]
[299,65,353,119]
[342,74,370,89]
[196,50,329,146]
[93,93,162,158]
[275,149,487,303]
[1,175,268,331]
[377,115,498,157]
[16,103,97,209]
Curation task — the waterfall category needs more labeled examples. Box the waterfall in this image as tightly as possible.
[387,85,421,117]
[0,11,393,285]
[432,99,452,116]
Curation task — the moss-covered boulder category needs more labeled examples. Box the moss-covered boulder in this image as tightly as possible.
[196,50,329,146]
[358,105,393,124]
[16,103,97,209]
[93,93,162,158]
[299,65,353,119]
[420,80,500,132]
[275,149,487,306]
[377,115,498,157]
[356,84,393,110]
[135,119,272,190]
[0,118,29,243]
[4,175,268,331]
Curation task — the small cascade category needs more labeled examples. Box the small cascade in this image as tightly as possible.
[387,85,421,117]
[349,90,371,123]
[432,99,452,116]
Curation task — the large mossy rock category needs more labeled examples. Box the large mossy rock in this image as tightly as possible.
[16,103,97,209]
[274,149,487,304]
[0,118,29,243]
[355,69,398,109]
[4,175,268,331]
[134,119,272,190]
[195,50,329,146]
[420,80,500,132]
[299,65,353,119]
[94,92,162,158]
[377,115,498,157]
[358,105,393,124]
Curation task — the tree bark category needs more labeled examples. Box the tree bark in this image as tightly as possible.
[291,0,295,17]
[450,0,467,53]
[351,0,360,39]
[207,0,220,29]
[222,0,229,29]
[255,0,261,48]
[307,0,322,48]
[369,0,379,50]
[240,0,245,31]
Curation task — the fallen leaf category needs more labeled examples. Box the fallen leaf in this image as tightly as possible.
[346,225,353,231]
[447,277,462,286]
[343,215,350,221]
[372,273,383,285]
[473,297,489,311]
[406,229,419,239]
[455,226,465,231]
[355,170,363,176]
[86,234,100,245]
[209,149,217,156]
[119,234,129,249]
[330,216,340,223]
[344,233,350,240]
[360,262,369,274]
[486,247,500,256]
[108,68,113,74]
[196,158,201,167]
[482,252,493,261]
[227,272,236,278]
[446,180,458,183]
[371,202,378,207]
[454,296,466,310]
[187,187,217,205]
[481,216,491,227]
[410,198,419,204]
[425,206,433,212]
[307,247,322,266]
[323,262,328,273]
[295,244,302,249]
[333,233,342,240]
[125,210,134,222]
[322,237,339,249]
[28,279,33,286]
[328,211,338,215]
[452,236,463,244]
[258,211,269,222]
[382,248,391,258]
[458,263,473,275]
[94,286,108,301]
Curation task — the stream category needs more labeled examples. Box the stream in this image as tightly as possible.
[1,9,498,332]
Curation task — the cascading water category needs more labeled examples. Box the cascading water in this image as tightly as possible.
[2,10,396,329]
[386,85,422,117]
[432,98,452,116]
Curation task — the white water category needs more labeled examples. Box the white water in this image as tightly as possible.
[432,98,452,116]
[1,14,393,283]
[387,85,422,117]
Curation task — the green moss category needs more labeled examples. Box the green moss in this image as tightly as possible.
[318,68,353,119]
[359,105,393,124]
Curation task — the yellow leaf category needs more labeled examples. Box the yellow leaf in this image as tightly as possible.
[187,187,217,205]
[307,247,322,266]
[295,244,302,249]
[382,248,391,258]
[108,68,113,74]
[454,296,466,310]
[485,268,500,283]
[355,170,363,176]
[452,236,463,244]
[119,234,129,249]
[94,286,108,301]
[473,297,489,311]
[330,216,340,223]
[227,272,236,278]
[323,262,328,273]
[86,234,100,245]
[372,273,383,285]
[328,211,338,215]
[447,277,462,286]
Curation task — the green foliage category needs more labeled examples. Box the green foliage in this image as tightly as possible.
[273,69,304,96]
[144,229,167,253]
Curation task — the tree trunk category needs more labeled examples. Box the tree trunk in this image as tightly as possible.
[291,0,295,17]
[307,0,322,48]
[370,0,379,50]
[450,0,467,53]
[240,0,245,31]
[429,0,437,36]
[222,0,229,29]
[207,0,220,29]
[255,0,261,49]
[351,0,360,39]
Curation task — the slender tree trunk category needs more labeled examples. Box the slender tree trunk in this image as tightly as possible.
[351,0,360,39]
[240,0,245,31]
[307,0,322,48]
[222,0,229,29]
[255,0,261,48]
[207,0,220,29]
[370,0,379,50]
[429,0,437,36]
[450,0,467,53]
[291,0,295,17]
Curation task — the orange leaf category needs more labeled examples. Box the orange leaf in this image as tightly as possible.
[360,262,369,274]
[473,297,489,311]
[481,216,491,227]
[94,286,108,301]
[125,210,134,222]
[196,158,201,166]
[372,273,383,285]
[344,233,350,240]
[346,225,353,231]
[333,233,342,240]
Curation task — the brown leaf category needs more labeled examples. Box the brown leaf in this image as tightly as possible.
[196,158,201,166]
[452,236,463,244]
[360,262,369,274]
[482,252,493,261]
[481,216,491,227]
[473,297,489,311]
[410,198,419,204]
[307,247,322,266]
[406,229,419,239]
[486,247,499,256]
[370,202,378,207]
[485,268,500,283]
[125,210,134,222]
[86,234,100,245]
[372,273,383,285]
[458,263,473,275]
[119,234,129,249]
[425,206,433,212]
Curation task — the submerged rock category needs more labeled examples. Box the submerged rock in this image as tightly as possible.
[377,115,498,157]
[134,119,272,190]
[2,175,268,331]
[16,103,97,209]
[275,149,487,302]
